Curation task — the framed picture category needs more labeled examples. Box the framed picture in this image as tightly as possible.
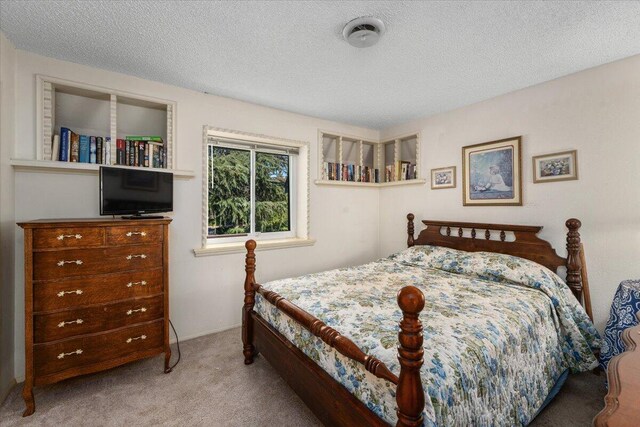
[462,136,522,206]
[431,166,456,189]
[532,150,578,183]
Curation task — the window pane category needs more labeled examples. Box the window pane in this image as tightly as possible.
[208,146,250,236]
[255,152,290,233]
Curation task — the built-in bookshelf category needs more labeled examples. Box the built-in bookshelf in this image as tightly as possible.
[315,130,426,187]
[10,75,193,178]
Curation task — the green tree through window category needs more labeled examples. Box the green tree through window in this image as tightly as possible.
[208,145,291,237]
[256,152,290,233]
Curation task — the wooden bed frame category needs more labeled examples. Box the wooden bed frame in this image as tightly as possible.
[241,214,591,427]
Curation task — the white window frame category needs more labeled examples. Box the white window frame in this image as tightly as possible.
[195,126,313,256]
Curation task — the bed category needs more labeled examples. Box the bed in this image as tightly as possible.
[241,214,600,427]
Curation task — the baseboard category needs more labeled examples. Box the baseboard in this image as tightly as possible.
[0,377,17,405]
[169,322,241,343]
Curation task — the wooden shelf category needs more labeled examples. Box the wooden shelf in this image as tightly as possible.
[314,179,426,188]
[10,159,195,179]
[379,179,427,188]
[37,75,177,170]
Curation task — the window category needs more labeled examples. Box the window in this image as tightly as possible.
[207,143,294,240]
[198,127,312,255]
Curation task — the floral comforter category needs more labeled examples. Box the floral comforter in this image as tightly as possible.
[253,245,601,426]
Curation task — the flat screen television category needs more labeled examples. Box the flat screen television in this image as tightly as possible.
[100,167,173,218]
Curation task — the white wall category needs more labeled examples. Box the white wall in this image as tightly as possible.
[10,50,380,380]
[379,54,640,331]
[0,32,17,401]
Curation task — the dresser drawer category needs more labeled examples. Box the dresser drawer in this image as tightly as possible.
[34,295,164,343]
[34,269,163,312]
[106,225,163,246]
[33,244,162,280]
[33,227,105,250]
[34,320,163,377]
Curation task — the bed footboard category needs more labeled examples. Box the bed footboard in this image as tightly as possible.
[396,286,426,427]
[242,240,427,427]
[242,240,257,364]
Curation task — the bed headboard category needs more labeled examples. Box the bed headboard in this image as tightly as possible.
[406,213,585,305]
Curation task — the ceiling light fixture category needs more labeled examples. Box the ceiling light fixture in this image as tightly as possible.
[342,17,385,48]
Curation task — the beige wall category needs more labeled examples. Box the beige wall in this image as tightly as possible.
[0,32,17,401]
[9,50,381,380]
[379,54,640,331]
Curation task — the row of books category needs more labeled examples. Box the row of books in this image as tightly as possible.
[54,128,112,164]
[323,162,380,183]
[384,161,417,182]
[115,138,167,168]
[52,128,167,168]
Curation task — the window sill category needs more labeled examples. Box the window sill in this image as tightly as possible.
[193,237,316,257]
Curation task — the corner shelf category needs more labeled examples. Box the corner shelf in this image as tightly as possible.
[314,179,426,188]
[317,130,422,187]
[10,159,195,179]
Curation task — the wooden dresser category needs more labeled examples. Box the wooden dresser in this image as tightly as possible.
[18,218,172,416]
[594,323,640,427]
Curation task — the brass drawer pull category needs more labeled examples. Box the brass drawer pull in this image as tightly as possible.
[57,349,83,359]
[57,319,84,328]
[126,335,147,343]
[126,307,147,315]
[126,231,147,237]
[57,289,83,297]
[57,260,83,267]
[126,280,147,288]
[57,234,82,240]
[126,254,147,260]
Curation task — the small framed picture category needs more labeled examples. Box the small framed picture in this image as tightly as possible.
[462,136,522,206]
[532,150,578,183]
[431,166,456,189]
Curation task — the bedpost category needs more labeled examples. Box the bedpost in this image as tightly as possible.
[396,286,425,427]
[242,239,257,365]
[565,218,583,302]
[407,213,415,247]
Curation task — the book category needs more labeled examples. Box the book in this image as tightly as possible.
[59,127,70,161]
[152,145,160,168]
[134,141,139,166]
[70,132,80,162]
[144,142,150,167]
[116,139,123,165]
[96,137,103,164]
[89,136,97,164]
[385,164,393,182]
[78,135,89,163]
[125,135,163,143]
[125,140,131,165]
[50,135,60,161]
[138,141,146,167]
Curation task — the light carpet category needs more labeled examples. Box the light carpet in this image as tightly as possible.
[0,327,606,426]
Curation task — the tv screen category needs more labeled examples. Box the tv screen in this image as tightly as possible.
[100,167,173,216]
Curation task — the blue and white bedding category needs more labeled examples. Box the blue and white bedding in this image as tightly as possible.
[254,245,601,426]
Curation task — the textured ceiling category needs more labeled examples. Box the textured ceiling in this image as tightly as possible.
[1,1,640,129]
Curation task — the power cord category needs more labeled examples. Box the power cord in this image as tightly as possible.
[165,319,181,373]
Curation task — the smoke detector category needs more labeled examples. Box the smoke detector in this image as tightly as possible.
[342,17,385,48]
